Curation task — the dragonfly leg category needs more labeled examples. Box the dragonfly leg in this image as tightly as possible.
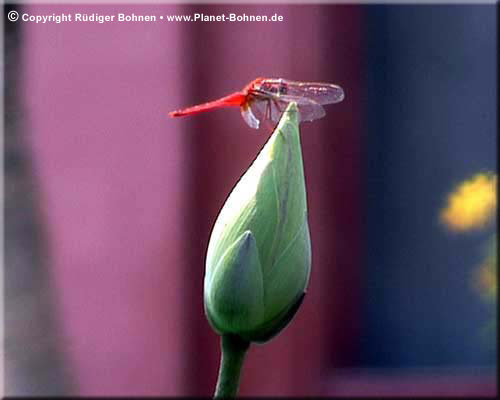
[271,98,284,120]
[265,98,272,120]
[272,98,282,111]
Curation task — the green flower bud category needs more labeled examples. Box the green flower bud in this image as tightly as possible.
[204,103,311,343]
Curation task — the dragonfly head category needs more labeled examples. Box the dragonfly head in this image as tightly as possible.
[248,77,266,89]
[243,77,266,94]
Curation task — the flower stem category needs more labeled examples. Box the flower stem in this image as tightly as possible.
[214,334,250,398]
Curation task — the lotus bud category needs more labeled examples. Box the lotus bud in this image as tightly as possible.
[204,103,311,343]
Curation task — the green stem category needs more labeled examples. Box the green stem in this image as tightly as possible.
[214,334,250,398]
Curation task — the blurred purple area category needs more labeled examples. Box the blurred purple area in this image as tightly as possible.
[23,4,190,395]
[5,2,496,397]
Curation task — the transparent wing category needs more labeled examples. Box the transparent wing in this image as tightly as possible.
[247,95,326,126]
[276,96,326,122]
[247,96,280,123]
[240,104,260,129]
[258,79,345,105]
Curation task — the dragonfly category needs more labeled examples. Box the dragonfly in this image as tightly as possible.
[169,77,345,129]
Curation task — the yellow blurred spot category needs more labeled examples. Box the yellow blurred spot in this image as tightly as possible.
[441,173,497,232]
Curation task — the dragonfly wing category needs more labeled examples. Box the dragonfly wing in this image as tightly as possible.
[258,79,345,105]
[283,81,344,105]
[295,99,326,122]
[247,98,269,123]
[273,96,326,123]
[244,98,275,131]
[248,95,326,125]
[249,97,287,125]
[241,104,260,129]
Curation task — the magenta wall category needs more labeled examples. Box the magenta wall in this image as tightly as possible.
[23,4,192,395]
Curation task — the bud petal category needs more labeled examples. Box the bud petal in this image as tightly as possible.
[205,231,265,334]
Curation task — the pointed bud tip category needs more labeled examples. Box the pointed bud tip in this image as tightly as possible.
[271,102,300,142]
[282,102,299,123]
[234,230,256,258]
[241,230,253,242]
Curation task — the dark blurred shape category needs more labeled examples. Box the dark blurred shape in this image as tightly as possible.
[4,4,73,395]
[361,5,496,367]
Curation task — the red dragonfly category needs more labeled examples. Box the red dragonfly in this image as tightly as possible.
[169,77,345,129]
